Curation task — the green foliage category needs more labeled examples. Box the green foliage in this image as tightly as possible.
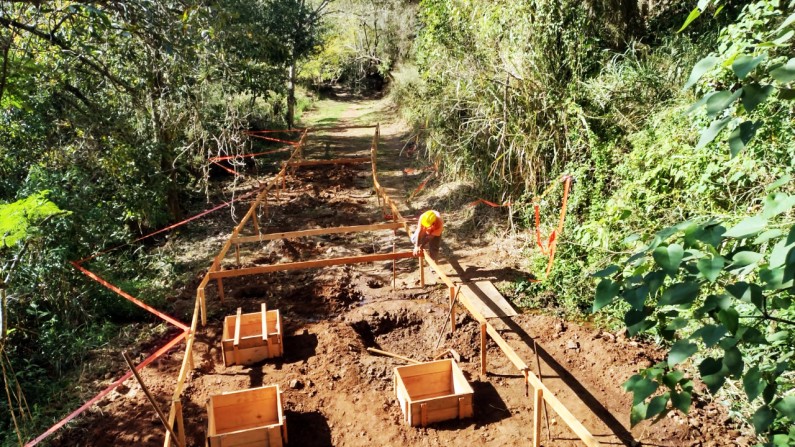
[0,192,68,249]
[684,0,795,156]
[593,188,795,441]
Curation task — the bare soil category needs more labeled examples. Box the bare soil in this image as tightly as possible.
[48,94,750,447]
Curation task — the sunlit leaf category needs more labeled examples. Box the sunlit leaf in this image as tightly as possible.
[718,308,739,334]
[594,279,620,312]
[678,8,703,34]
[697,256,724,282]
[647,394,669,419]
[723,346,744,378]
[668,340,698,367]
[771,58,795,83]
[693,324,727,347]
[728,121,760,157]
[696,117,731,150]
[653,244,684,275]
[774,396,795,420]
[671,391,692,413]
[593,265,619,278]
[742,84,775,112]
[763,192,795,218]
[684,55,719,89]
[659,282,700,307]
[723,216,767,239]
[731,54,765,79]
[706,89,742,118]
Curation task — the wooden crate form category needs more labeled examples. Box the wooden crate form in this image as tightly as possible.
[394,359,474,427]
[222,304,283,367]
[206,385,287,447]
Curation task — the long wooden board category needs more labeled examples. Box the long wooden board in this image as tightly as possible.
[286,157,370,167]
[208,251,415,279]
[231,222,405,244]
[460,281,518,318]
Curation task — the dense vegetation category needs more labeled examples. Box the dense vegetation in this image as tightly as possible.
[0,0,792,445]
[393,0,794,445]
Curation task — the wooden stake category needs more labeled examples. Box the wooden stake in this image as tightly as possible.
[419,255,425,287]
[199,287,207,326]
[122,352,183,447]
[217,278,225,303]
[535,339,551,441]
[449,286,457,333]
[533,386,543,447]
[480,323,487,376]
[174,400,186,447]
[392,238,397,290]
[252,211,260,234]
[366,347,420,364]
[235,244,240,267]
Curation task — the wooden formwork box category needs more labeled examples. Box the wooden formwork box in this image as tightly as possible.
[222,304,283,367]
[206,385,287,447]
[394,359,474,427]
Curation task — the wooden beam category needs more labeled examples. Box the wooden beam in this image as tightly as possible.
[286,157,370,167]
[208,251,415,279]
[122,352,183,447]
[231,222,406,244]
[261,303,268,341]
[234,308,242,347]
[366,347,420,364]
[309,125,377,132]
[423,256,454,289]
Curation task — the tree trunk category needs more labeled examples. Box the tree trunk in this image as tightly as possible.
[287,60,296,129]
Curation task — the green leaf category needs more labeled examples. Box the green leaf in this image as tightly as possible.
[725,282,763,308]
[623,374,643,392]
[684,55,719,89]
[775,12,795,33]
[678,8,703,34]
[659,282,700,307]
[671,391,692,413]
[742,84,775,112]
[693,324,727,347]
[771,58,795,83]
[730,251,763,267]
[728,121,760,157]
[647,394,669,419]
[653,244,684,275]
[763,192,795,218]
[697,256,724,282]
[626,309,654,336]
[699,357,727,394]
[718,307,739,334]
[668,340,698,367]
[686,92,717,114]
[732,55,765,79]
[696,117,731,150]
[706,89,742,118]
[593,265,619,278]
[622,285,649,311]
[593,279,620,312]
[685,224,725,248]
[767,175,793,192]
[630,378,658,405]
[763,382,777,404]
[755,229,784,244]
[645,271,666,297]
[774,396,795,421]
[663,370,685,388]
[666,317,689,331]
[753,405,775,434]
[630,402,648,427]
[723,216,768,239]
[743,366,765,402]
[760,267,793,290]
[723,346,744,378]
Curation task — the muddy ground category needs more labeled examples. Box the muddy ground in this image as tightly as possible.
[47,95,749,447]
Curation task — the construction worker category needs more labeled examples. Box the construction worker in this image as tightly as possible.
[412,210,443,260]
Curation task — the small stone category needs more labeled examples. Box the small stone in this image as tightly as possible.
[210,347,218,356]
[289,379,303,389]
[616,327,629,339]
[566,340,579,350]
[554,321,566,333]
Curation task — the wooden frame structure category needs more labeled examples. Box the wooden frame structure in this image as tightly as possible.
[221,304,283,366]
[394,359,473,427]
[159,124,600,447]
[206,385,287,447]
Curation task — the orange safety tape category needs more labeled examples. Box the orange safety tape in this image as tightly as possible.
[24,331,187,447]
[210,159,241,176]
[408,172,436,200]
[246,129,305,134]
[71,261,189,331]
[468,198,512,208]
[76,185,267,264]
[247,134,301,146]
[209,146,293,162]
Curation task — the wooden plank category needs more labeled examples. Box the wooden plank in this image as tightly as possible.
[217,278,225,302]
[261,303,268,341]
[233,308,242,347]
[537,382,602,447]
[480,323,487,375]
[367,347,420,364]
[420,403,428,427]
[231,222,405,244]
[460,281,518,318]
[395,359,452,378]
[174,400,186,447]
[533,386,543,447]
[401,371,453,398]
[309,125,377,132]
[208,251,415,279]
[286,157,370,167]
[423,256,454,288]
[485,324,529,371]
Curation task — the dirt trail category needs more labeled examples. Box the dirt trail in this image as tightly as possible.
[48,94,743,447]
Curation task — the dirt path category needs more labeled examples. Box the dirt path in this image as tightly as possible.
[48,94,743,447]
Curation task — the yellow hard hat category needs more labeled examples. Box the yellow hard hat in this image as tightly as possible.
[420,211,437,228]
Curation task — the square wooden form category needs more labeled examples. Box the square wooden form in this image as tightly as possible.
[394,359,474,427]
[222,304,283,367]
[206,385,287,447]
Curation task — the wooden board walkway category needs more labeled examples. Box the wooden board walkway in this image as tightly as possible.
[459,281,518,319]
